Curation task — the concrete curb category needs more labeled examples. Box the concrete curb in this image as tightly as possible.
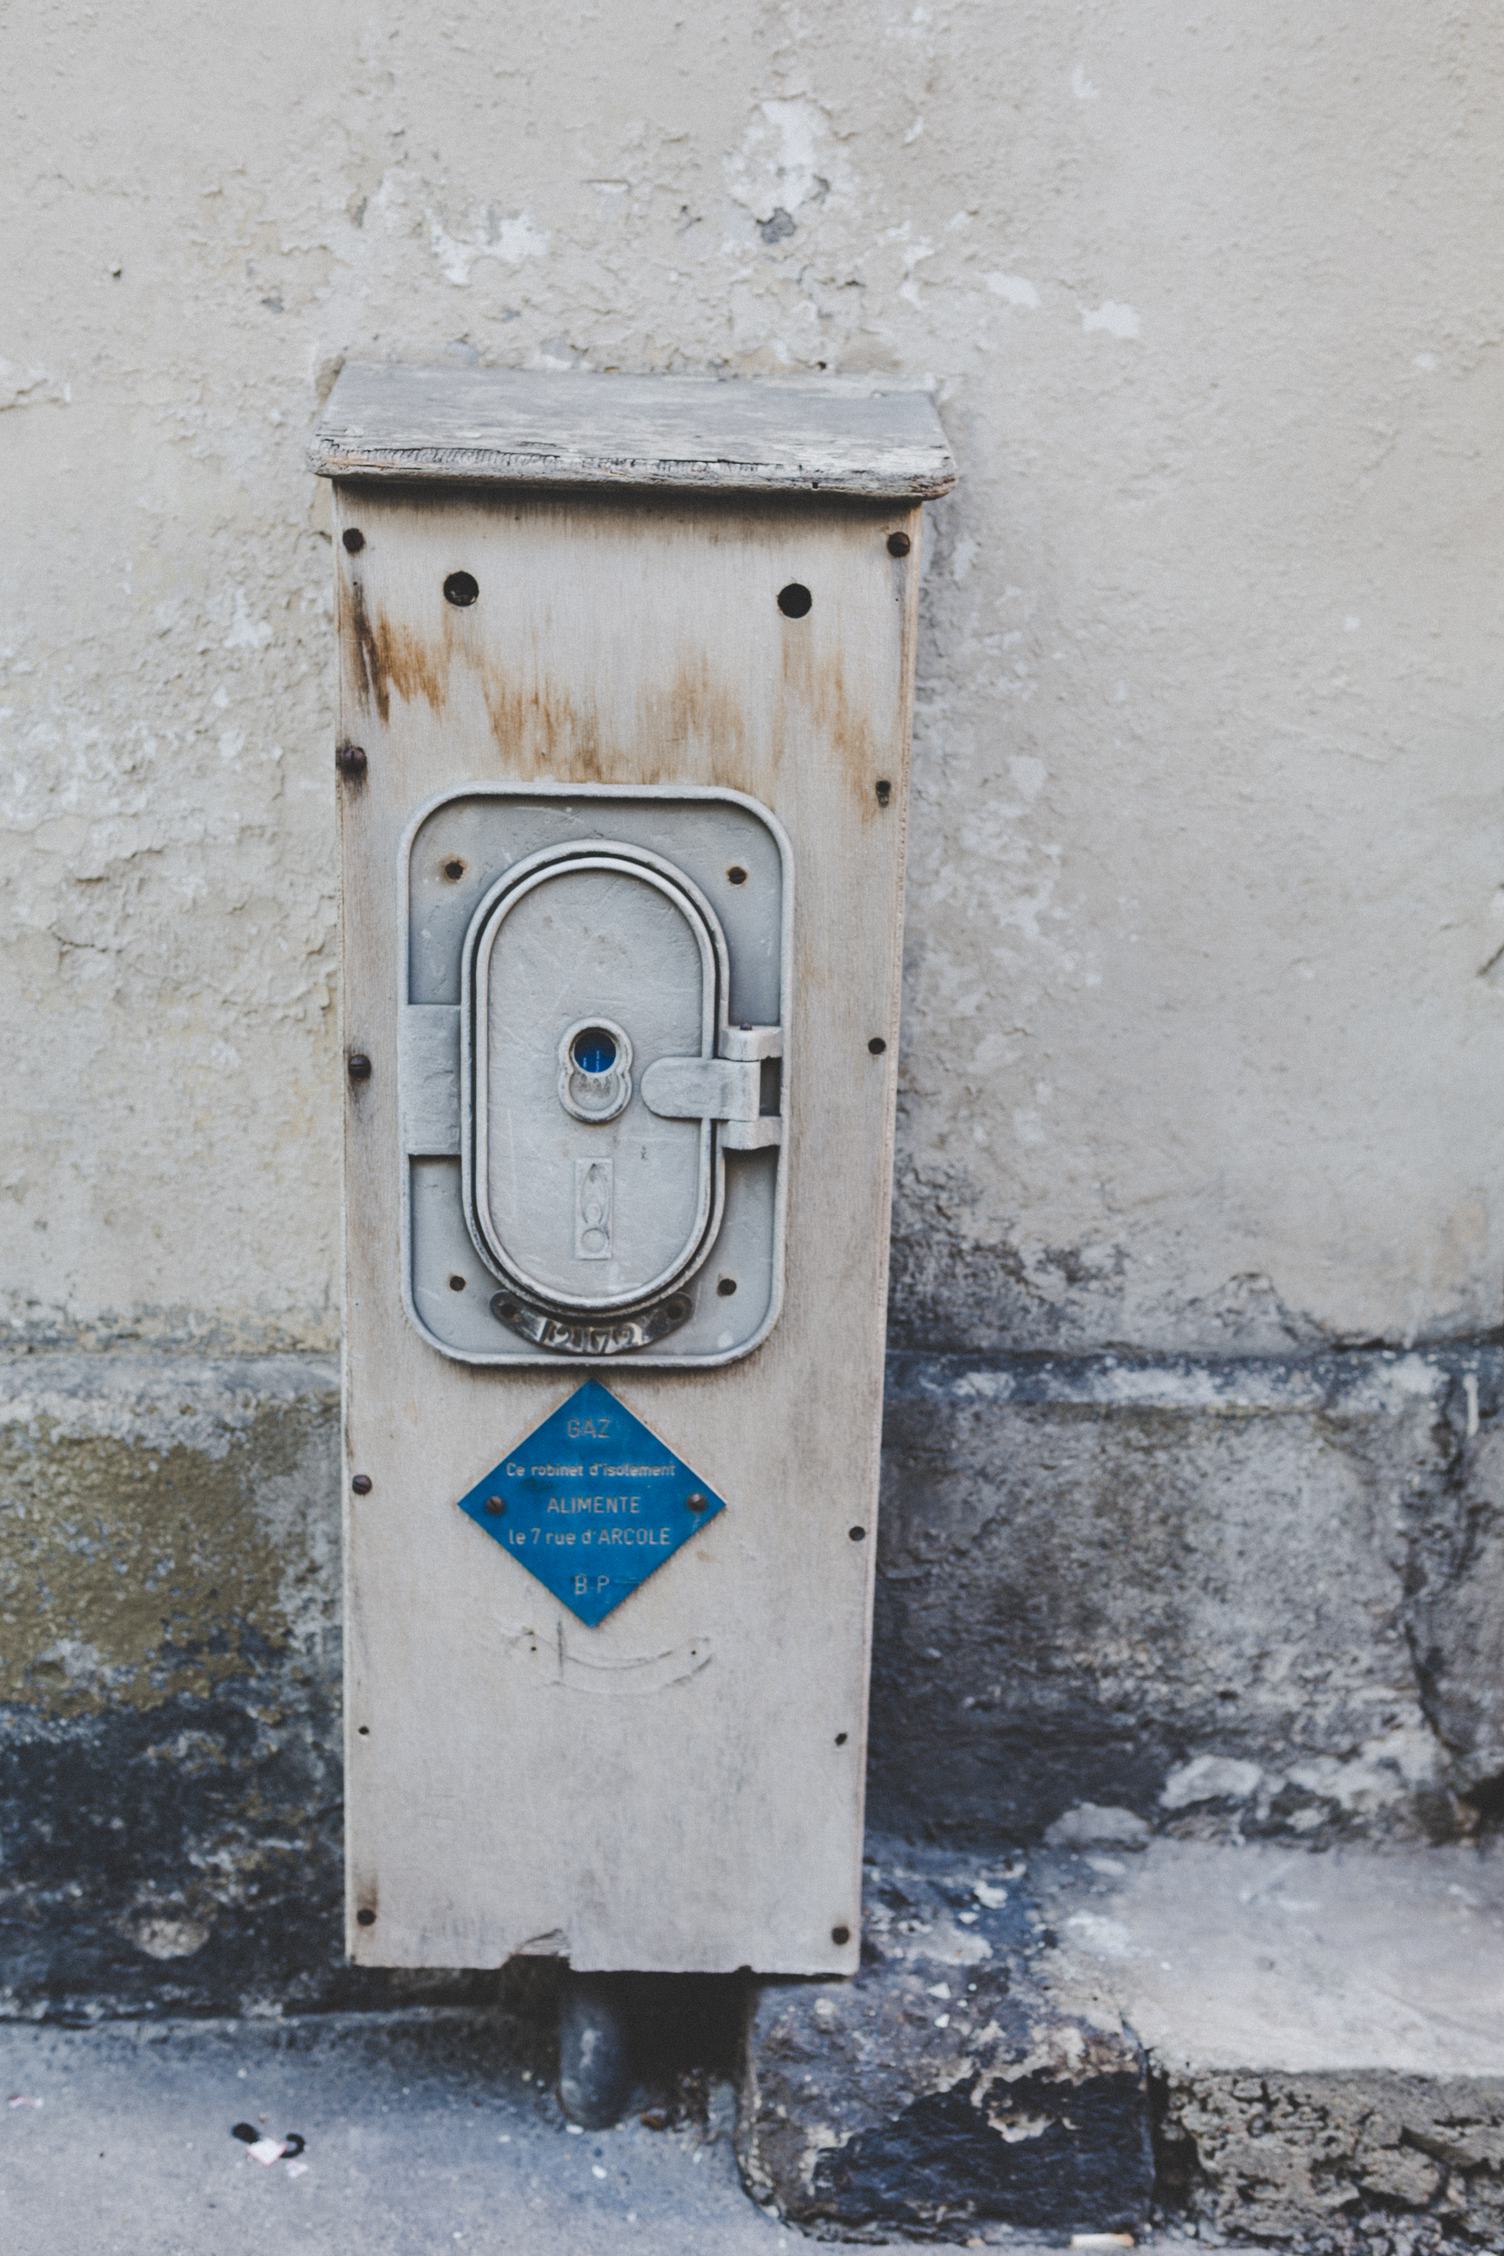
[738,1836,1504,2250]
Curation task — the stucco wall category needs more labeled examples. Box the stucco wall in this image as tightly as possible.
[3,0,1503,2005]
[6,0,1502,1354]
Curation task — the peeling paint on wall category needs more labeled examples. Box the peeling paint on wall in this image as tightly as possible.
[4,0,1500,1357]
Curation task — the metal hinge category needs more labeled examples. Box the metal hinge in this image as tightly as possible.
[640,1024,783,1150]
[400,1005,461,1155]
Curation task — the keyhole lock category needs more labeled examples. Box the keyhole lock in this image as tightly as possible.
[558,1018,634,1124]
[571,1026,618,1074]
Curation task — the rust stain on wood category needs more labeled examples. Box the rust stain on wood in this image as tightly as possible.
[641,656,752,793]
[336,538,893,820]
[347,578,450,723]
[481,668,610,779]
[479,653,754,787]
[777,621,881,816]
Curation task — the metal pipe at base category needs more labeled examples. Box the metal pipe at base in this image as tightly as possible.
[558,1971,633,2129]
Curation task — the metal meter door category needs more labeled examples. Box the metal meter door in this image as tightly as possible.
[463,845,725,1322]
[400,786,790,1368]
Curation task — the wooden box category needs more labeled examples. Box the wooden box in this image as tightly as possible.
[311,365,953,1974]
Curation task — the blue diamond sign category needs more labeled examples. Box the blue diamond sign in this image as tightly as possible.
[454,1379,727,1626]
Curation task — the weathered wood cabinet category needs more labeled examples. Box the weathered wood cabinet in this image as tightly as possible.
[311,365,953,1974]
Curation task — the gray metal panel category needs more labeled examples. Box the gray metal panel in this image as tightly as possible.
[398,1006,461,1156]
[310,363,955,498]
[399,784,791,1369]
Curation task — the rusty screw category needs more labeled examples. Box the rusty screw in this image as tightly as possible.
[887,531,911,558]
[686,1492,708,1512]
[347,1051,373,1083]
[335,742,368,780]
[483,1494,506,1516]
[875,779,892,807]
[351,1474,372,1495]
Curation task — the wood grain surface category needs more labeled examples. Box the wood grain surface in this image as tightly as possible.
[313,362,955,498]
[334,473,926,1973]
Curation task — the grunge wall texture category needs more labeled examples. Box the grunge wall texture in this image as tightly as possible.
[3,0,1502,2007]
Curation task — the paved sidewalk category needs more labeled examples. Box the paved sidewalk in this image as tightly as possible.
[0,2012,1225,2256]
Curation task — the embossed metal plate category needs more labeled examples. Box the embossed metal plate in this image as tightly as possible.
[453,1379,727,1625]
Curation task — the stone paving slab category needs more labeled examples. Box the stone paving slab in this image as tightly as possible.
[1040,1839,1504,2077]
[1040,1839,1504,2250]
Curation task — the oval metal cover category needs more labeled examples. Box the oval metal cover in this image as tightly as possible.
[463,846,727,1315]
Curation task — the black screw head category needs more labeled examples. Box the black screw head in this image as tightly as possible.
[355,1907,376,1927]
[342,527,365,554]
[444,570,479,607]
[831,1924,851,1946]
[868,1037,887,1056]
[887,531,911,558]
[849,1525,867,1542]
[347,1051,373,1082]
[777,582,812,618]
[685,1491,708,1512]
[442,857,466,881]
[875,779,892,807]
[716,1276,738,1297]
[335,743,367,779]
[351,1474,373,1495]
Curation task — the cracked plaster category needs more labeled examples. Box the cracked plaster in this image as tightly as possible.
[2,0,1501,1355]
